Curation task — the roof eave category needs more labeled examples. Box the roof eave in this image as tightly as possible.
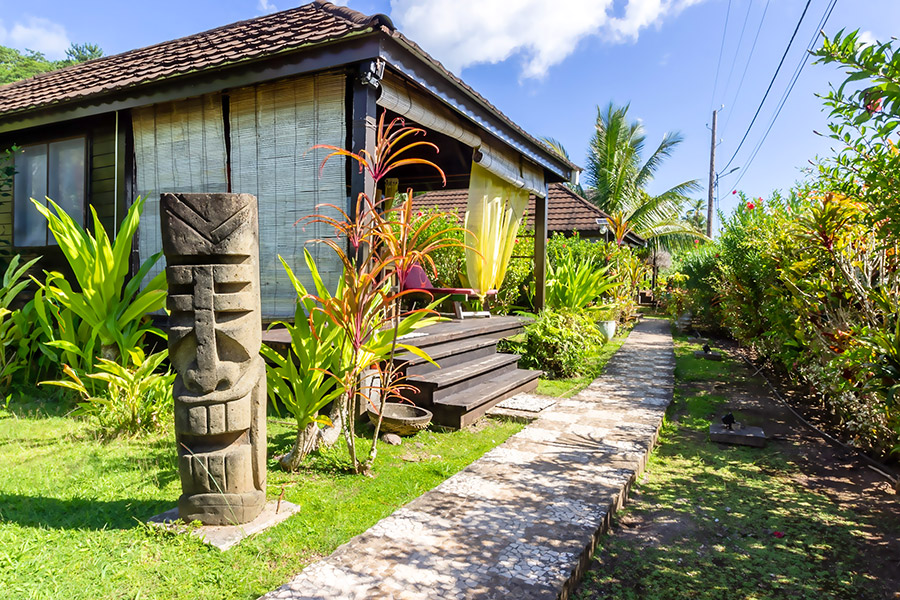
[379,35,577,183]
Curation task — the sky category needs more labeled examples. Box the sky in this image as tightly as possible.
[0,0,897,232]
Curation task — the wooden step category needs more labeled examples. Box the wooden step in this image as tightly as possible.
[431,368,541,429]
[394,337,499,376]
[405,353,523,405]
[396,315,528,350]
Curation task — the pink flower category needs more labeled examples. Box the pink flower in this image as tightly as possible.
[746,202,755,210]
[732,190,737,195]
[693,239,699,244]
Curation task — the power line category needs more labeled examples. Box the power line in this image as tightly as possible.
[729,0,839,193]
[719,0,814,173]
[708,0,734,116]
[721,0,772,135]
[720,0,754,112]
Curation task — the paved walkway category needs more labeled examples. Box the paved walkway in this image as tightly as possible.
[262,319,675,600]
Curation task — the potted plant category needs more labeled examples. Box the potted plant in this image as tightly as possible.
[595,306,618,342]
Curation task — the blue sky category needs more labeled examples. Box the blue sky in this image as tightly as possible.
[1,0,897,231]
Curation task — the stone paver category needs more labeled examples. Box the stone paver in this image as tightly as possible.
[261,319,674,600]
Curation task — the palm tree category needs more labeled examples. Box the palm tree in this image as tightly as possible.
[684,197,707,232]
[540,136,586,197]
[585,103,703,247]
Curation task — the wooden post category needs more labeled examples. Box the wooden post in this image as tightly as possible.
[349,61,379,222]
[707,109,717,238]
[534,184,549,311]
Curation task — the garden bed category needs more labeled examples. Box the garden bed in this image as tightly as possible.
[574,334,900,600]
[0,396,522,600]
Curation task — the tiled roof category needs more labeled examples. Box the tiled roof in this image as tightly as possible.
[415,183,618,235]
[0,2,383,116]
[0,2,579,174]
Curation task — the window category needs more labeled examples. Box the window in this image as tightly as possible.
[14,137,86,247]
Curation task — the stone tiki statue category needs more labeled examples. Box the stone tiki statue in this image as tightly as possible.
[160,193,266,525]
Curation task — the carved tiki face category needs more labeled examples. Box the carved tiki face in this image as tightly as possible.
[161,193,261,401]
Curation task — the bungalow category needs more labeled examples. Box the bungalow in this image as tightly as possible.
[414,183,646,246]
[0,1,577,319]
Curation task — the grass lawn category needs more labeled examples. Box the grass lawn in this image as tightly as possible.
[576,334,898,600]
[535,322,633,398]
[0,395,523,600]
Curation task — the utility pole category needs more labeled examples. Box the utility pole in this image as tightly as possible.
[707,109,717,238]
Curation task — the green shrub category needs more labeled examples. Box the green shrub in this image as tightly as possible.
[511,310,604,379]
[47,350,174,437]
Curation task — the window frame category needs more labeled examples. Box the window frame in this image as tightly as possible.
[12,135,88,249]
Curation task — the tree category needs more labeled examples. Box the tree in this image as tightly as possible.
[684,197,707,231]
[0,43,103,86]
[585,103,703,247]
[540,136,586,196]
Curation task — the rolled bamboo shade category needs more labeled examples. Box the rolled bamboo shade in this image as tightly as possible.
[229,72,346,319]
[132,94,229,285]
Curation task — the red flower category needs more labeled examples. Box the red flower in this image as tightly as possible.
[746,202,755,210]
[732,190,737,195]
[773,531,785,539]
[416,211,423,217]
[693,239,699,244]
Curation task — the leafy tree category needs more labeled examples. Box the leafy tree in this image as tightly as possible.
[64,43,103,63]
[585,103,702,247]
[0,42,103,85]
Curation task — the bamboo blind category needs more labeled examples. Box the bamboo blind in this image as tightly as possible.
[132,94,229,284]
[229,72,346,318]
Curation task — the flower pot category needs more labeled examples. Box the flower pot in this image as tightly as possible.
[368,402,433,436]
[598,320,617,342]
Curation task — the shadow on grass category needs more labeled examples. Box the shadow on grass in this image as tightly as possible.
[0,493,172,530]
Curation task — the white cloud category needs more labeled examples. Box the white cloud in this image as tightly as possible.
[0,17,70,60]
[390,0,705,79]
[858,30,876,47]
[257,0,277,13]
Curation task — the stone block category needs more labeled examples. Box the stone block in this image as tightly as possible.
[694,350,723,361]
[709,423,766,447]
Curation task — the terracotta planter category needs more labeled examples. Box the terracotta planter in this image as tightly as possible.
[368,402,433,436]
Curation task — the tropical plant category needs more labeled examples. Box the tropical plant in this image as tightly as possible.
[543,251,620,312]
[303,113,455,475]
[0,254,40,387]
[31,196,167,371]
[586,103,703,248]
[44,350,174,436]
[261,252,349,471]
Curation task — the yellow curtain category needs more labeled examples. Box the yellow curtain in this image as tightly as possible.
[464,162,529,295]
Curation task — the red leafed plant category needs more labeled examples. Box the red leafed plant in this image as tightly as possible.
[302,114,463,474]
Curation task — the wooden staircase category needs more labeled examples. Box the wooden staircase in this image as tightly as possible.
[392,316,541,429]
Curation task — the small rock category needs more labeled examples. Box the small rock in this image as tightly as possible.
[381,433,402,446]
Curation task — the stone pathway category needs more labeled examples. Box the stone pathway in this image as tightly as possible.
[262,319,675,600]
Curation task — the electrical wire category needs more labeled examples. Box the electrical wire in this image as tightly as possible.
[720,0,755,117]
[720,0,814,173]
[721,0,772,135]
[729,0,839,193]
[708,0,734,116]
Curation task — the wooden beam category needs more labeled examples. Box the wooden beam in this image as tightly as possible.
[348,61,379,223]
